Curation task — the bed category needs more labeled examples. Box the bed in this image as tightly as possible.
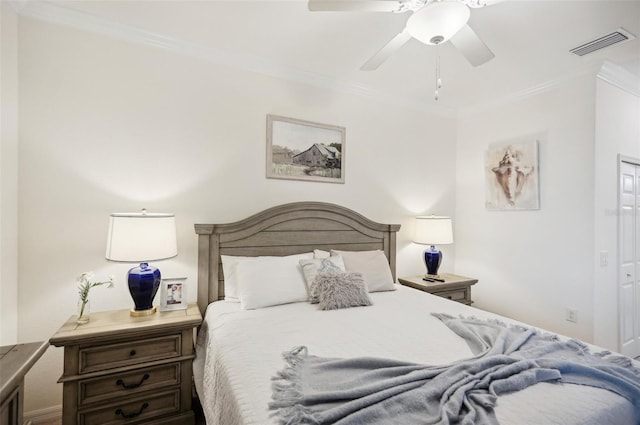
[193,201,638,425]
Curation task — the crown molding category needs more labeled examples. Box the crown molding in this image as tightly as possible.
[458,64,601,117]
[597,60,640,98]
[458,59,640,117]
[15,1,455,118]
[16,1,626,118]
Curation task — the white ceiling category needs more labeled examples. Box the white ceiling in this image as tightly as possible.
[16,0,640,112]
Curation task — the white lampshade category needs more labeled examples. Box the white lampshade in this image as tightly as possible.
[406,1,470,45]
[414,216,454,245]
[105,212,177,262]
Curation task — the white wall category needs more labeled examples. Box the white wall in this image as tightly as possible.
[455,75,597,342]
[1,1,19,346]
[17,17,457,413]
[593,64,640,350]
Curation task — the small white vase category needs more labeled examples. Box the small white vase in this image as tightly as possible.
[77,299,90,324]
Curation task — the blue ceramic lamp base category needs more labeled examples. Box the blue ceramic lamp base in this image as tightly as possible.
[423,245,443,278]
[127,262,161,317]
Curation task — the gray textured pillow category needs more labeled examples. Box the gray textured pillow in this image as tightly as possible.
[301,257,346,304]
[314,272,372,310]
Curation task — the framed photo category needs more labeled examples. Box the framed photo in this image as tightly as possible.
[485,138,540,211]
[266,114,345,184]
[159,277,187,311]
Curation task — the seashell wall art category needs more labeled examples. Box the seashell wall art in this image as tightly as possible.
[485,138,539,211]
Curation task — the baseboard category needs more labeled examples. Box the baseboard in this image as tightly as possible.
[23,405,62,425]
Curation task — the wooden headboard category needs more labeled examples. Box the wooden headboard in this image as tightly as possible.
[194,202,401,315]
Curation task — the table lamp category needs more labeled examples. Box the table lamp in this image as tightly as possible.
[413,215,453,279]
[105,210,177,316]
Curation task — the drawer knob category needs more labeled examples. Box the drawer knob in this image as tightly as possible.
[116,373,150,390]
[115,402,149,419]
[129,349,137,356]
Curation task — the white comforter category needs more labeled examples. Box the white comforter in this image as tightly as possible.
[194,285,635,425]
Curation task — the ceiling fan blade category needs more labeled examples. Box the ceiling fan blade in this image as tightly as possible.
[461,0,507,8]
[449,24,495,67]
[360,29,412,70]
[308,0,403,12]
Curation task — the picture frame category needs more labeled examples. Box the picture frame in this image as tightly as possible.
[159,277,187,311]
[266,114,345,184]
[485,138,540,211]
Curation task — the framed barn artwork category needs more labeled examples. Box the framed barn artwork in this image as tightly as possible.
[485,138,540,210]
[266,115,345,183]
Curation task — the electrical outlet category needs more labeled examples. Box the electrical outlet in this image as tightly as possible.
[566,308,578,323]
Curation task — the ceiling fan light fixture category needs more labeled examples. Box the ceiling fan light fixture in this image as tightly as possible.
[406,1,470,45]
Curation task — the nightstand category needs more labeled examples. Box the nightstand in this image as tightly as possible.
[398,273,478,305]
[49,305,202,425]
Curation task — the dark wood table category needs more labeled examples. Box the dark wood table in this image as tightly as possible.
[1,342,48,425]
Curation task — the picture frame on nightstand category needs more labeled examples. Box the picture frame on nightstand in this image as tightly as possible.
[159,277,188,311]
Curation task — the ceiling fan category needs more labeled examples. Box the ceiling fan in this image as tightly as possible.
[308,0,502,70]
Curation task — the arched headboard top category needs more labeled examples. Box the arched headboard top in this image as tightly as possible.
[194,202,401,315]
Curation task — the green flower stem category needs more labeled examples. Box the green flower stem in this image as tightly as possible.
[77,279,112,319]
[79,299,88,318]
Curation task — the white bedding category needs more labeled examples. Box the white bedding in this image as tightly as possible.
[194,285,636,425]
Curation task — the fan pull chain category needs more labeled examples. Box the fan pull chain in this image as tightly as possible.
[434,55,442,101]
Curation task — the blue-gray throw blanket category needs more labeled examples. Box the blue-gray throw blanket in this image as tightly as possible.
[269,314,640,425]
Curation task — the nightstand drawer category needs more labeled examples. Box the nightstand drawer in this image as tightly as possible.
[79,389,180,425]
[79,363,181,406]
[79,335,181,374]
[433,288,468,302]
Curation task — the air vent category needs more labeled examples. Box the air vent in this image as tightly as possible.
[570,28,636,56]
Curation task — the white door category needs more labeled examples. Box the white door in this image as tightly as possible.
[619,160,640,357]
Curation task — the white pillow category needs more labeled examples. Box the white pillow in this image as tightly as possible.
[221,252,312,302]
[235,254,313,310]
[299,256,346,303]
[330,249,396,293]
[313,249,331,259]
